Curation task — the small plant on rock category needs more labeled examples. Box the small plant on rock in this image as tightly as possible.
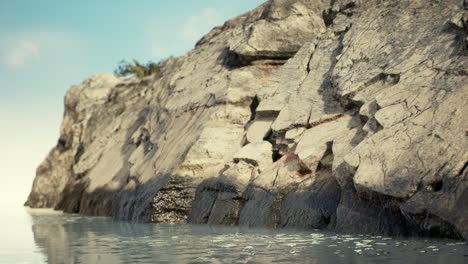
[114,59,166,78]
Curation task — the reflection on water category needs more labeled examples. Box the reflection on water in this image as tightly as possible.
[5,209,468,263]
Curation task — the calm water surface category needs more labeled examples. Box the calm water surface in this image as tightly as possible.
[1,208,467,264]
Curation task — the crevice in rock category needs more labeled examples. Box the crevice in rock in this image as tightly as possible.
[322,9,337,27]
[263,130,286,162]
[359,114,369,124]
[318,30,350,115]
[220,47,247,69]
[323,215,331,225]
[233,158,259,168]
[262,128,272,141]
[272,150,283,163]
[57,138,69,153]
[201,192,218,224]
[126,175,141,185]
[375,116,384,128]
[357,186,407,204]
[357,101,382,135]
[426,180,443,192]
[75,170,88,180]
[317,142,334,171]
[402,209,463,239]
[337,93,364,112]
[367,118,384,134]
[322,2,356,27]
[334,24,352,36]
[361,72,400,91]
[249,96,259,121]
[250,59,289,66]
[74,144,85,163]
[306,42,319,74]
[341,72,401,105]
[179,93,264,116]
[458,161,468,175]
[136,128,155,155]
[310,114,344,128]
[380,72,401,85]
[256,110,281,119]
[240,136,249,147]
[434,162,450,181]
[434,67,468,77]
[220,47,293,69]
[446,16,468,52]
[298,162,312,176]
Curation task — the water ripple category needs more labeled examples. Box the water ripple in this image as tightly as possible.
[7,211,467,264]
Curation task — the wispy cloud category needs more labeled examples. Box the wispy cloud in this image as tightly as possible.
[5,41,40,67]
[0,31,85,68]
[180,7,224,43]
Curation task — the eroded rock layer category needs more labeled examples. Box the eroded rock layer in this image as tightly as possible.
[26,0,468,239]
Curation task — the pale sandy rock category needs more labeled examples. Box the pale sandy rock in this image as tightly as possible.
[27,0,468,240]
[233,142,273,172]
[271,97,312,132]
[331,127,363,169]
[284,127,305,143]
[295,115,352,170]
[374,103,411,128]
[255,40,317,114]
[223,161,259,187]
[230,0,326,60]
[246,119,274,143]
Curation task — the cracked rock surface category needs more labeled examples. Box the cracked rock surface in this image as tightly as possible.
[26,0,467,239]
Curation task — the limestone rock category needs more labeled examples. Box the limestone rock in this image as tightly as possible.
[295,115,352,171]
[246,119,273,143]
[26,0,468,240]
[229,0,327,61]
[233,142,273,172]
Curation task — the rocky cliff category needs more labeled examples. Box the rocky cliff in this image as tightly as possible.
[26,0,468,240]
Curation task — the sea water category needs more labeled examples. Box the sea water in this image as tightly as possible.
[0,208,466,264]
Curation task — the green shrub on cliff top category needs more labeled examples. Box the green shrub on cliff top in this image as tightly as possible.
[114,59,165,78]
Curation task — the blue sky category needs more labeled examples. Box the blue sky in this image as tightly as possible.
[0,0,265,210]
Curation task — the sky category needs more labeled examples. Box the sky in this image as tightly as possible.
[0,0,266,212]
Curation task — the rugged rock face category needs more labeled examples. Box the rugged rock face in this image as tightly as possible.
[26,0,468,239]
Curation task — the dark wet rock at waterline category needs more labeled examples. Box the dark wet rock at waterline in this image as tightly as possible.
[26,0,468,240]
